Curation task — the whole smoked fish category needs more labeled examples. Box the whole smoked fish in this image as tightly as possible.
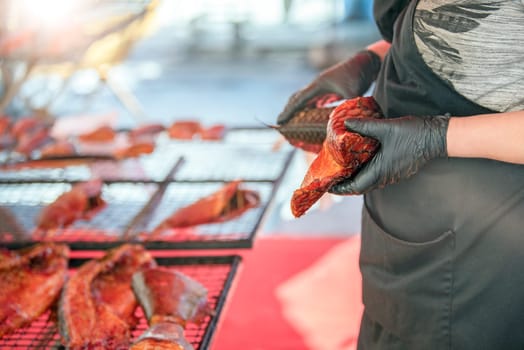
[291,96,382,217]
[0,243,69,337]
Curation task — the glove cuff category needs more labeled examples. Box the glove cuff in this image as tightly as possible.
[428,114,450,158]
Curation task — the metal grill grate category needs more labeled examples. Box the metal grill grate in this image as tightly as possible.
[173,145,294,182]
[0,148,182,183]
[0,254,240,350]
[0,128,294,249]
[0,182,158,248]
[131,181,275,248]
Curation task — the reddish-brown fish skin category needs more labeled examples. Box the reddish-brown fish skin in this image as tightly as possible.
[39,140,77,158]
[152,180,260,235]
[0,116,10,135]
[167,121,202,140]
[36,179,106,231]
[113,140,155,159]
[128,123,166,141]
[132,267,212,328]
[10,117,47,140]
[199,124,226,140]
[130,268,212,350]
[273,93,343,153]
[0,243,69,337]
[14,127,51,155]
[273,107,335,153]
[291,97,382,217]
[59,244,156,350]
[130,323,194,350]
[78,125,116,142]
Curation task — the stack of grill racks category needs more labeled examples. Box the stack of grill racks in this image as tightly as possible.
[0,126,296,349]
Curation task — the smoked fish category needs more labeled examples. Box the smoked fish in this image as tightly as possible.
[0,243,69,337]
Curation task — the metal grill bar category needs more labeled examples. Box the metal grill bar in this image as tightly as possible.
[173,146,294,182]
[0,149,183,183]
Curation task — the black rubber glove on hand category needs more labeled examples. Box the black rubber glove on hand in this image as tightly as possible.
[330,115,450,195]
[277,50,381,124]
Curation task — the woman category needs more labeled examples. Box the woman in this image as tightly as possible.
[278,1,524,349]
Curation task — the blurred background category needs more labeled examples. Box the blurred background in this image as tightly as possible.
[0,0,380,235]
[0,0,380,125]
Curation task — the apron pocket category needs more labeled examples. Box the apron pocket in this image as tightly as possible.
[360,204,455,346]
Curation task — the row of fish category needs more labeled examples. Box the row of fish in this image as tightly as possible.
[0,116,226,164]
[0,243,212,349]
[35,179,260,237]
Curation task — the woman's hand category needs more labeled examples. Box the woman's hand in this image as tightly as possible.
[276,50,381,125]
[330,115,450,195]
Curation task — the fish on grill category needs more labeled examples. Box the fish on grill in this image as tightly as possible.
[10,117,50,140]
[78,125,116,142]
[58,244,157,349]
[113,140,155,159]
[168,121,202,140]
[132,267,213,327]
[130,323,194,350]
[199,124,226,141]
[0,243,69,337]
[39,140,77,159]
[130,267,214,350]
[291,96,382,217]
[14,127,52,156]
[36,179,107,232]
[0,116,10,135]
[128,123,166,141]
[152,180,260,236]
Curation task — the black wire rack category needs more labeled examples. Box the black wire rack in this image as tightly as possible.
[0,182,159,249]
[173,145,293,182]
[0,253,241,350]
[0,145,183,183]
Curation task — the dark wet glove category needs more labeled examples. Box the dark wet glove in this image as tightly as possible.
[330,114,450,195]
[277,50,381,124]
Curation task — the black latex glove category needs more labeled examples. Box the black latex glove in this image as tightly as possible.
[329,115,450,195]
[277,50,381,124]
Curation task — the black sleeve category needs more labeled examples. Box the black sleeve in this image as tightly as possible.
[373,0,411,42]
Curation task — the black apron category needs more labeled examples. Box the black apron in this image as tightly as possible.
[358,1,524,349]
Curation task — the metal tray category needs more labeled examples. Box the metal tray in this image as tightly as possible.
[0,182,158,249]
[129,181,277,249]
[0,253,241,350]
